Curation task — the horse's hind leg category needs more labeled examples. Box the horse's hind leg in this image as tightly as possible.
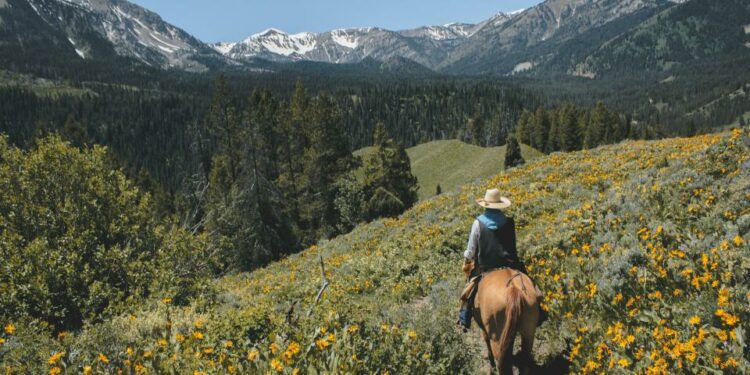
[482,331,496,374]
[518,320,537,375]
[490,334,514,375]
[501,339,514,375]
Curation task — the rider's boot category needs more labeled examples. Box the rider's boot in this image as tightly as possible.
[457,301,472,332]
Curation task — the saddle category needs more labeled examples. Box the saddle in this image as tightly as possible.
[460,266,527,302]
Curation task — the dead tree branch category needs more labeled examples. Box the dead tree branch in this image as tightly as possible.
[307,254,329,317]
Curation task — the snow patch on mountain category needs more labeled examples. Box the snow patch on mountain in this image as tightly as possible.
[744,24,750,34]
[67,36,86,58]
[211,42,236,55]
[331,29,359,48]
[238,29,317,57]
[0,0,8,9]
[512,61,533,74]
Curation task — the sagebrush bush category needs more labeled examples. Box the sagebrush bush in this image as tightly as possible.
[0,136,213,333]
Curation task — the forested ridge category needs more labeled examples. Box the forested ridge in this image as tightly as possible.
[0,70,669,273]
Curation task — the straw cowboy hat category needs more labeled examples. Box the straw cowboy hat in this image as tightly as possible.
[476,189,511,209]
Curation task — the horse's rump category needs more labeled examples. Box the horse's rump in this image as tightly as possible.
[474,268,539,374]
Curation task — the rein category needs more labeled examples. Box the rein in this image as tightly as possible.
[505,271,528,294]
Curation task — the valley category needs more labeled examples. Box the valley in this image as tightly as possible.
[355,140,543,200]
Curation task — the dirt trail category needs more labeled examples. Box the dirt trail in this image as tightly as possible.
[462,321,570,374]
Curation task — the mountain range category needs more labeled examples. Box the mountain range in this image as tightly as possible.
[0,0,748,78]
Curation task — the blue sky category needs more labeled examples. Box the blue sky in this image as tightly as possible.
[130,0,543,43]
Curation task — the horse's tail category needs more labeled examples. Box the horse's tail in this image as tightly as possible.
[498,285,522,354]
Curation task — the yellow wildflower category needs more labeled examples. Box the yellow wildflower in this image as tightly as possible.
[269,342,279,354]
[716,330,728,341]
[286,342,300,356]
[192,331,204,340]
[3,325,14,335]
[225,340,233,348]
[611,293,623,304]
[733,235,744,247]
[162,298,172,305]
[688,316,700,325]
[347,325,359,334]
[48,367,61,375]
[270,359,283,372]
[717,288,730,307]
[315,337,330,350]
[48,351,64,365]
[723,358,738,368]
[83,366,92,375]
[98,353,109,364]
[157,339,168,347]
[584,360,600,372]
[247,349,259,361]
[587,283,597,298]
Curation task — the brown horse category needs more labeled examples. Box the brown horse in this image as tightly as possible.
[466,265,539,374]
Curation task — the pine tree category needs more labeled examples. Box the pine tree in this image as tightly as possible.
[504,136,525,169]
[740,116,747,127]
[276,80,310,225]
[546,111,560,153]
[205,75,242,181]
[436,184,442,195]
[466,115,484,145]
[530,107,549,152]
[298,93,354,241]
[558,103,580,152]
[585,102,608,149]
[515,111,532,145]
[363,122,418,220]
[247,89,281,180]
[204,76,242,233]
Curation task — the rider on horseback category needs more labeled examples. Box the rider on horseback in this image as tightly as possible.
[458,189,547,331]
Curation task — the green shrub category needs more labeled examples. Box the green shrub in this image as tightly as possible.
[0,136,212,331]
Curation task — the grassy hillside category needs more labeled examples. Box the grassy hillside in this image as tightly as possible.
[355,139,543,199]
[3,129,749,374]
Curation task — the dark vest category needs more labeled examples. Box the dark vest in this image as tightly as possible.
[477,218,518,270]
